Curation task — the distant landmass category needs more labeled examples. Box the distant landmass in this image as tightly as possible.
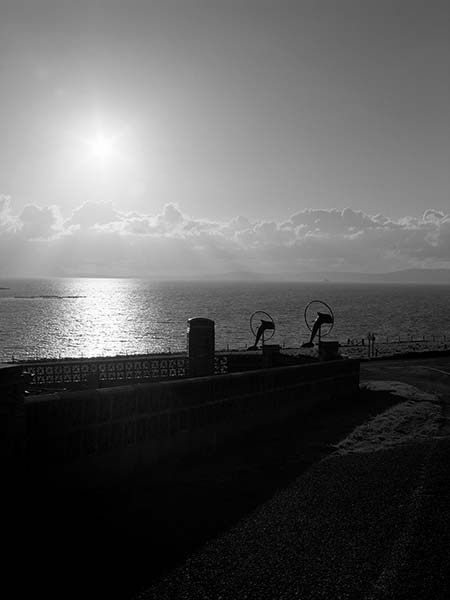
[301,268,450,285]
[210,268,450,285]
[4,269,449,284]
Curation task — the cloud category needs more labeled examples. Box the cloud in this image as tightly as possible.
[19,204,62,240]
[0,196,449,277]
[159,203,183,227]
[64,201,120,230]
[0,195,19,233]
[287,207,380,234]
[423,209,446,223]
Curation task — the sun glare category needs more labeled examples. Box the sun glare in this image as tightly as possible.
[67,118,134,176]
[87,132,117,162]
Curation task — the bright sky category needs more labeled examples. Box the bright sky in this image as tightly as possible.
[0,0,449,277]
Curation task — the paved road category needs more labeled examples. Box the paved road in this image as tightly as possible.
[139,355,450,600]
[360,355,450,399]
[141,444,450,600]
[361,355,450,437]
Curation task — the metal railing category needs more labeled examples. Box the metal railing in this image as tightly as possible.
[341,334,450,359]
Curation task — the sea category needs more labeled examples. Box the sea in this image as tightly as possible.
[0,278,449,362]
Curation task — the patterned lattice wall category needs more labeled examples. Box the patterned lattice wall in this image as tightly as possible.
[22,354,229,389]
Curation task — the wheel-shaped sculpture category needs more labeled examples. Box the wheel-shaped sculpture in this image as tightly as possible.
[250,310,275,347]
[304,300,334,341]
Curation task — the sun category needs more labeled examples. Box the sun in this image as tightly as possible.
[67,118,131,174]
[87,132,117,162]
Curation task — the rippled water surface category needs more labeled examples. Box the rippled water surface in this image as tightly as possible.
[0,278,449,360]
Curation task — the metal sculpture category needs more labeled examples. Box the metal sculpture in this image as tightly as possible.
[248,311,275,350]
[302,300,334,347]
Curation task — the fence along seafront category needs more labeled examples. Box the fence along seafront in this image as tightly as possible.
[1,317,360,484]
[10,333,449,391]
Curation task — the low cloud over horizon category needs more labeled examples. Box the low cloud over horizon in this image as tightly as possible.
[1,195,449,279]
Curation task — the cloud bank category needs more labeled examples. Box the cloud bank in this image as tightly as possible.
[1,195,449,278]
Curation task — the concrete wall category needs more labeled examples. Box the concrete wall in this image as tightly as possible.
[0,365,25,464]
[24,359,360,484]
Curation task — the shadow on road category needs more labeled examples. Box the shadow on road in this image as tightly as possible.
[21,387,404,600]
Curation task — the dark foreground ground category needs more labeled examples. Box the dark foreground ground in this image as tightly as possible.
[142,438,450,600]
[8,354,450,599]
[139,355,450,600]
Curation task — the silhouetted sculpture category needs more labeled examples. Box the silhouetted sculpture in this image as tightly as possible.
[302,312,334,348]
[248,320,275,350]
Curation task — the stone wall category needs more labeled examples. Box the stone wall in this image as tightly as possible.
[24,359,360,484]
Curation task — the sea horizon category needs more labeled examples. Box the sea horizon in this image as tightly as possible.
[1,277,449,362]
[1,267,450,285]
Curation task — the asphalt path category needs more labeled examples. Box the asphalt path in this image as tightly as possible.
[141,441,450,600]
[139,355,450,600]
[361,355,450,437]
[360,355,450,400]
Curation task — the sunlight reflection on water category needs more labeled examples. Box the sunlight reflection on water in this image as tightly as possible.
[0,278,449,360]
